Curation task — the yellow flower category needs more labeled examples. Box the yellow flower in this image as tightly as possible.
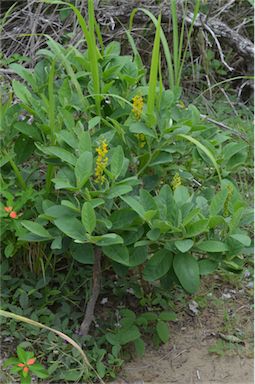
[171,173,181,190]
[132,95,144,120]
[95,140,108,185]
[135,133,146,148]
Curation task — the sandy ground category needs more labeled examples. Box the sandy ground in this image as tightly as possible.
[115,277,254,384]
[120,327,253,384]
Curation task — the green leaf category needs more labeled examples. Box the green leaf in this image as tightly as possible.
[129,246,148,266]
[92,233,123,246]
[14,122,41,141]
[159,311,177,321]
[129,122,156,138]
[150,152,173,166]
[51,236,62,250]
[175,239,193,253]
[185,219,208,237]
[57,130,78,149]
[210,188,228,216]
[29,365,49,379]
[78,131,92,153]
[12,80,32,104]
[17,346,27,363]
[146,228,160,241]
[230,234,251,246]
[107,185,132,199]
[111,145,124,178]
[102,245,129,265]
[118,326,141,345]
[140,189,157,211]
[54,217,86,242]
[173,186,190,207]
[156,320,170,343]
[19,293,28,309]
[143,210,157,222]
[40,145,77,166]
[61,370,81,381]
[121,195,145,219]
[96,361,106,378]
[21,220,52,239]
[110,208,138,229]
[173,253,200,294]
[70,243,94,264]
[178,134,221,181]
[139,312,158,322]
[143,249,172,281]
[44,205,76,218]
[147,13,161,127]
[134,338,145,357]
[199,259,218,275]
[75,151,93,188]
[10,63,37,89]
[81,202,96,234]
[197,240,229,253]
[88,116,101,130]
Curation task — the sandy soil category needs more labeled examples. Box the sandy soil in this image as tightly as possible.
[115,277,254,384]
[120,327,253,384]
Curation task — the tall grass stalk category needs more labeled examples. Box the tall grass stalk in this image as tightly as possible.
[0,309,105,383]
[178,133,221,181]
[129,8,174,89]
[147,14,161,129]
[45,60,56,194]
[44,0,101,114]
[177,0,200,86]
[129,1,200,89]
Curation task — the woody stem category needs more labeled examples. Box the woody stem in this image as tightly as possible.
[80,247,102,336]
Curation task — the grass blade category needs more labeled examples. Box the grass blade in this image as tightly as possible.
[43,0,101,114]
[129,8,174,89]
[0,309,105,383]
[177,0,200,85]
[147,13,161,128]
[178,133,221,181]
[171,0,179,84]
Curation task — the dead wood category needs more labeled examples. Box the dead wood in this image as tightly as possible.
[96,0,254,60]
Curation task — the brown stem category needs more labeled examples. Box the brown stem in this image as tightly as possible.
[80,247,102,336]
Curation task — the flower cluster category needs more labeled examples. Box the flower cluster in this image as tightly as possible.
[135,133,146,148]
[171,173,182,190]
[132,95,144,120]
[95,140,109,185]
[18,358,36,374]
[4,206,17,219]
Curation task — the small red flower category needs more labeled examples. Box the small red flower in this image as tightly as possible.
[23,366,29,373]
[4,206,13,212]
[18,363,25,367]
[27,358,36,365]
[9,211,17,219]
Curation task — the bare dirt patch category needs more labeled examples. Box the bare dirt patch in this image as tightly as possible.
[116,276,254,384]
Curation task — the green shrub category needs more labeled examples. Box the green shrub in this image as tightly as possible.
[0,0,253,381]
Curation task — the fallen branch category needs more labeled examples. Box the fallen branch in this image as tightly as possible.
[97,1,254,60]
[200,114,248,142]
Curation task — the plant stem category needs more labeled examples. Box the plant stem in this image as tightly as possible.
[45,164,54,194]
[9,157,26,190]
[80,248,102,336]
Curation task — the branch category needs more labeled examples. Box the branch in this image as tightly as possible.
[80,247,102,336]
[96,1,254,60]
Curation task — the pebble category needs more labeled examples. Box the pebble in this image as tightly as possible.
[221,293,232,300]
[246,281,254,289]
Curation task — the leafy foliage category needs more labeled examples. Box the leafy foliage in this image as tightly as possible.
[0,1,253,382]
